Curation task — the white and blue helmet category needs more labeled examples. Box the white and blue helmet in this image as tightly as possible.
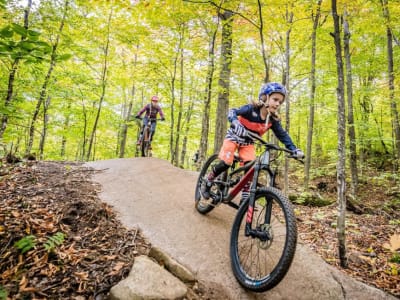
[258,82,287,100]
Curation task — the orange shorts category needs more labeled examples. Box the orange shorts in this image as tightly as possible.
[218,140,256,165]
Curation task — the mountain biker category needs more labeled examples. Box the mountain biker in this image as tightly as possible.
[135,95,165,149]
[201,82,304,203]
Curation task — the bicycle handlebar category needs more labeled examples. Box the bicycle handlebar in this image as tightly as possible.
[246,131,303,161]
[135,117,164,122]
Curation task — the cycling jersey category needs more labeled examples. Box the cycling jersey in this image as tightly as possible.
[136,103,165,120]
[227,104,296,151]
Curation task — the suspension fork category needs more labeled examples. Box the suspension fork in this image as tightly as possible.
[244,162,273,240]
[245,162,261,225]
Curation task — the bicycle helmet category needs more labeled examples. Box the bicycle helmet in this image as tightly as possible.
[151,95,159,102]
[258,82,287,100]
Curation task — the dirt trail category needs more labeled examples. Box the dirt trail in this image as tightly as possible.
[86,157,395,300]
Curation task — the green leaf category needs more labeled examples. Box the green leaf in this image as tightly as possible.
[0,26,13,38]
[27,29,41,37]
[56,53,72,61]
[19,41,35,51]
[11,23,27,37]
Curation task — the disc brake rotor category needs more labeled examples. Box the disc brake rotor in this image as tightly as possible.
[258,224,273,249]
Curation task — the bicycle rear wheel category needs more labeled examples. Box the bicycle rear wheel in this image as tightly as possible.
[194,154,225,214]
[230,187,297,292]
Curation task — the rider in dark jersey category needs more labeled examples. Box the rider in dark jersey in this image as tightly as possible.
[201,82,304,202]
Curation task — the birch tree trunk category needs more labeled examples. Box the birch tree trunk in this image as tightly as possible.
[331,0,347,268]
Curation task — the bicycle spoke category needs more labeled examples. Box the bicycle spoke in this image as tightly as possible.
[230,187,297,292]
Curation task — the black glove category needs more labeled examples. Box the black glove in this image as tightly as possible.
[160,117,165,121]
[231,120,247,137]
[135,115,141,120]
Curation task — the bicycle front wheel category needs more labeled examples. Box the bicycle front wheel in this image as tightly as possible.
[230,187,297,292]
[141,141,147,157]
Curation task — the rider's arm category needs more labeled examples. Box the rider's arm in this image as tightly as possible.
[228,105,252,124]
[157,106,165,120]
[136,104,149,117]
[270,118,297,151]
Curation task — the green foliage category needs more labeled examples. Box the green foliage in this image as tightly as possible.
[290,191,333,207]
[13,232,66,254]
[0,23,51,62]
[390,253,400,264]
[14,235,36,254]
[0,285,7,300]
[389,219,400,226]
[44,232,65,252]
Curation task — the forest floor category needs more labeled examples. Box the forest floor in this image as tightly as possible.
[0,159,399,299]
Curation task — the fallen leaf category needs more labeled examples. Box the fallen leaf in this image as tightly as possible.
[383,234,400,252]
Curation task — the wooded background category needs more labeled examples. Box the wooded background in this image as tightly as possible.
[1,0,399,179]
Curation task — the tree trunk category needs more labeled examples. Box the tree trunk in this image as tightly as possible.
[381,0,400,170]
[199,16,218,164]
[86,6,112,161]
[257,0,270,83]
[169,50,178,164]
[173,24,185,167]
[304,0,322,189]
[39,96,51,160]
[343,8,358,199]
[214,10,233,153]
[0,0,32,139]
[119,48,138,158]
[119,100,133,158]
[26,0,69,155]
[60,101,72,158]
[180,95,195,168]
[283,5,293,196]
[80,100,88,161]
[331,0,347,268]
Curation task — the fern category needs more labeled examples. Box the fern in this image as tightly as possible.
[0,285,7,300]
[14,235,36,254]
[44,232,65,252]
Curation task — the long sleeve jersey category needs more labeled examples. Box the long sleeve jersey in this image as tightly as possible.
[136,103,165,119]
[226,104,297,151]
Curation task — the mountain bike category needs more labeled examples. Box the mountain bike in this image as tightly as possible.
[194,131,301,292]
[135,117,159,157]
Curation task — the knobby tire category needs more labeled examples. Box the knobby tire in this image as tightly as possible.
[194,154,219,214]
[230,187,297,292]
